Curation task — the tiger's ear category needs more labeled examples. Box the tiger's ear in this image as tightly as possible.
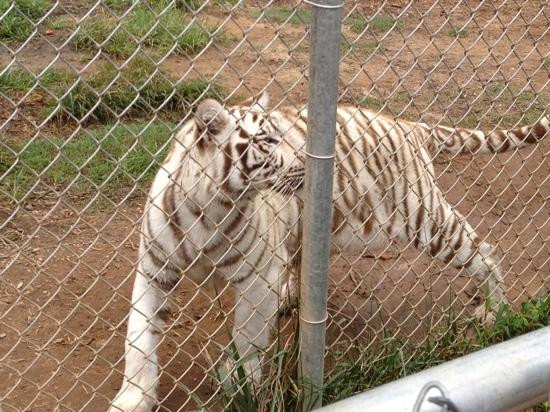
[195,99,229,134]
[253,91,270,111]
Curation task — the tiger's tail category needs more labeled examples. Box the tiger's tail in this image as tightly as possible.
[424,116,549,155]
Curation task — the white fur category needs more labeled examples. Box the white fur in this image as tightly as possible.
[107,96,549,411]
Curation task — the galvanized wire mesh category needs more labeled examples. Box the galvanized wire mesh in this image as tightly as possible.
[0,0,548,411]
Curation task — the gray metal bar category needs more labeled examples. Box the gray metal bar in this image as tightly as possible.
[299,1,342,411]
[318,326,550,412]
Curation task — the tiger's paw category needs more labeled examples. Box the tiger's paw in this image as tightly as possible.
[217,356,262,389]
[108,384,156,412]
[278,275,298,317]
[473,304,497,325]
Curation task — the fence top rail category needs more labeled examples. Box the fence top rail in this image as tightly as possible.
[318,326,550,412]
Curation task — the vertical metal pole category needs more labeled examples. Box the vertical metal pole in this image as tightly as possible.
[299,0,342,410]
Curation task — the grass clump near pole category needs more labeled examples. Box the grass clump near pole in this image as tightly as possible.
[249,8,311,25]
[206,295,549,411]
[323,295,549,404]
[346,15,403,34]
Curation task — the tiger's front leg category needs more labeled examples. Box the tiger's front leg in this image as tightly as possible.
[222,261,283,384]
[109,247,180,412]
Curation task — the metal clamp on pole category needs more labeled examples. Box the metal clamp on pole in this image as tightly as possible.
[302,149,336,160]
[299,0,342,411]
[299,311,329,325]
[302,0,344,9]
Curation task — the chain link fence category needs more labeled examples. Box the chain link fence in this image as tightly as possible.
[0,0,548,411]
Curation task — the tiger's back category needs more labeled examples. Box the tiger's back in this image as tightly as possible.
[271,104,548,256]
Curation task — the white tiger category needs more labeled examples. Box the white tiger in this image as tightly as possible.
[109,92,549,411]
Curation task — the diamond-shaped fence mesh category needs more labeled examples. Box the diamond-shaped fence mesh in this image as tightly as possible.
[0,0,548,411]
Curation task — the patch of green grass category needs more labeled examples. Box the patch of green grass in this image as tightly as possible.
[323,295,549,404]
[347,15,402,34]
[127,6,213,53]
[530,402,550,412]
[51,56,225,122]
[207,312,302,412]
[359,95,385,111]
[44,14,75,31]
[543,57,550,68]
[370,15,402,32]
[212,347,303,412]
[216,0,240,6]
[1,57,225,124]
[480,83,549,126]
[0,68,35,93]
[346,17,366,33]
[72,18,135,58]
[101,0,134,9]
[209,295,549,410]
[360,91,418,119]
[438,83,549,129]
[0,122,173,201]
[0,0,51,41]
[177,0,205,11]
[73,3,218,58]
[3,0,48,19]
[447,27,468,38]
[0,67,76,94]
[250,8,311,25]
[38,67,76,88]
[102,0,204,11]
[486,83,523,100]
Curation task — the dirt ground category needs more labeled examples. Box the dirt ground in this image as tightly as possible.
[0,0,549,411]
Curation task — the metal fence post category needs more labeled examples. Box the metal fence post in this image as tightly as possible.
[299,0,342,410]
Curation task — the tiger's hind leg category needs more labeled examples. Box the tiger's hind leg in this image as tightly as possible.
[109,242,181,412]
[401,192,507,323]
[469,242,507,322]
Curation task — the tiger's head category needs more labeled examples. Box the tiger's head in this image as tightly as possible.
[194,93,305,197]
